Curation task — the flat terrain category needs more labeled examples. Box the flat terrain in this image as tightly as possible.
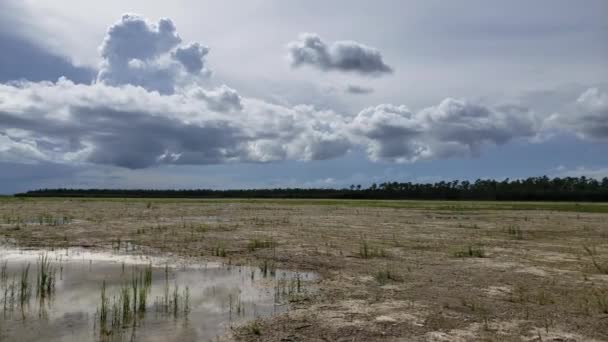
[1,197,608,341]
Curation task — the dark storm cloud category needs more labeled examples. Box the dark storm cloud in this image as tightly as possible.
[74,107,243,169]
[287,33,393,75]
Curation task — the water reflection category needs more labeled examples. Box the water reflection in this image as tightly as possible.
[0,247,316,341]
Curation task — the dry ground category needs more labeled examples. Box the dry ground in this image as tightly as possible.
[1,197,607,341]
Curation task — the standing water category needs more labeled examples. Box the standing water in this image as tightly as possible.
[0,246,316,341]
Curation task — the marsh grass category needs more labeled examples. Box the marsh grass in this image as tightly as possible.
[18,264,30,309]
[212,244,227,257]
[506,225,525,240]
[359,240,387,259]
[453,245,486,258]
[36,214,72,226]
[593,287,608,314]
[274,273,307,303]
[259,260,276,278]
[247,238,277,252]
[583,245,608,274]
[0,257,54,318]
[242,320,262,335]
[375,265,401,285]
[36,255,55,299]
[96,263,190,339]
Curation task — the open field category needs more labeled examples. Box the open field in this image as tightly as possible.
[1,197,608,341]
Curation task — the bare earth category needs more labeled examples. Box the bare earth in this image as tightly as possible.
[1,198,607,341]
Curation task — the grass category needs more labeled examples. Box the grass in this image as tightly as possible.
[0,258,54,318]
[359,240,388,258]
[506,225,525,240]
[36,254,55,299]
[583,245,608,274]
[593,288,608,314]
[453,245,486,258]
[7,196,608,213]
[242,320,262,335]
[97,263,190,339]
[212,245,227,257]
[19,264,30,308]
[247,238,277,252]
[375,265,401,285]
[259,260,276,278]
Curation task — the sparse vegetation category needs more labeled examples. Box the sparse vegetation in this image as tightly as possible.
[374,265,401,285]
[247,238,277,252]
[506,225,525,240]
[453,245,486,258]
[359,240,387,258]
[1,197,607,341]
[583,245,608,274]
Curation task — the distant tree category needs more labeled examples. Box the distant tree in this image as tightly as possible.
[15,176,608,202]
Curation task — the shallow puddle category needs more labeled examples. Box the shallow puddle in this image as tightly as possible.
[0,247,316,341]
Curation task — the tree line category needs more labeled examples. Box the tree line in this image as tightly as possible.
[14,176,608,201]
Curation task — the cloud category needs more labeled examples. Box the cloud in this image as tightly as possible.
[0,77,599,170]
[349,104,425,162]
[99,14,182,64]
[0,133,48,164]
[1,13,605,172]
[0,0,94,84]
[545,87,608,141]
[0,78,350,168]
[190,85,243,112]
[349,99,539,162]
[345,85,374,94]
[96,14,210,94]
[172,42,210,74]
[287,33,393,75]
[551,165,608,180]
[0,33,95,84]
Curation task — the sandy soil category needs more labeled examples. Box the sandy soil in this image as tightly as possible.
[1,198,607,341]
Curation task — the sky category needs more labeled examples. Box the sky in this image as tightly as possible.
[0,0,607,193]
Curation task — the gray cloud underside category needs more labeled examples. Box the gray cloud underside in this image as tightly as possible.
[1,79,602,169]
[545,88,608,141]
[287,33,393,75]
[346,85,374,94]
